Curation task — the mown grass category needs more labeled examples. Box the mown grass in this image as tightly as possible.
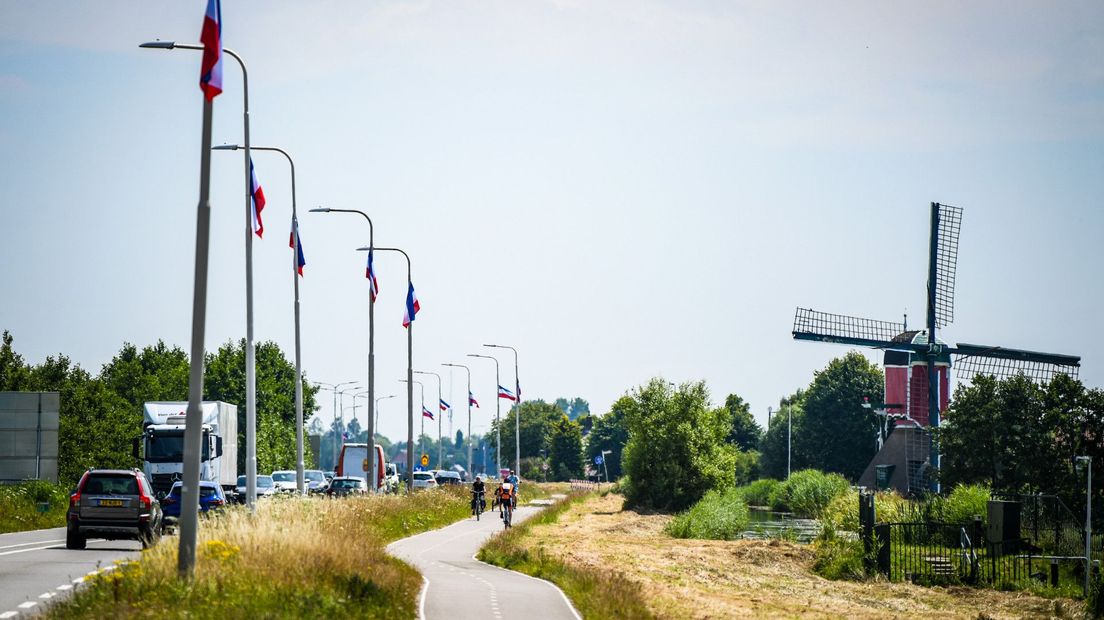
[665,487,749,540]
[0,480,70,533]
[46,486,471,619]
[478,492,654,620]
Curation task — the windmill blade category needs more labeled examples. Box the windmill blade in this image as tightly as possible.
[952,342,1081,384]
[933,203,963,328]
[792,307,913,351]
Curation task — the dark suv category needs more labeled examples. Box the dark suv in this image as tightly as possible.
[67,469,163,549]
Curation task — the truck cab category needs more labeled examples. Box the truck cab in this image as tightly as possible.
[134,402,238,497]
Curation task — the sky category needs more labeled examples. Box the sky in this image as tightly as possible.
[1,1,1102,444]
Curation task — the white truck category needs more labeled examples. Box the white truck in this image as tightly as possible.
[133,401,238,496]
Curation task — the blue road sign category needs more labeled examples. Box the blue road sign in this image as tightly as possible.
[594,455,604,465]
[414,465,425,472]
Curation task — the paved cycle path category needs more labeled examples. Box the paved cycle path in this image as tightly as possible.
[387,504,580,620]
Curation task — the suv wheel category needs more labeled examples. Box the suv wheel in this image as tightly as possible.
[66,528,86,550]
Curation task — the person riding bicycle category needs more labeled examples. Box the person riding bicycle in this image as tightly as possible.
[471,475,486,512]
[506,470,519,509]
[494,482,515,517]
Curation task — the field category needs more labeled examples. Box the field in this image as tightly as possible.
[502,492,1083,619]
[0,481,69,534]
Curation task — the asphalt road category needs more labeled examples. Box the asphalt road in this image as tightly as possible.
[388,505,581,620]
[0,527,141,618]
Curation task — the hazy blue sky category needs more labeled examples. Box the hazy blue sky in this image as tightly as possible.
[2,1,1101,443]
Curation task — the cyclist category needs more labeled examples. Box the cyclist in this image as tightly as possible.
[506,469,519,509]
[471,475,486,514]
[494,481,514,518]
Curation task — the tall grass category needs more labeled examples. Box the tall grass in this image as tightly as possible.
[0,480,70,533]
[666,488,750,540]
[771,470,850,518]
[47,487,471,619]
[736,479,780,507]
[479,492,654,620]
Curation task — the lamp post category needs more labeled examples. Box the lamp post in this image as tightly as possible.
[313,381,358,471]
[484,344,520,474]
[442,363,472,475]
[601,449,612,485]
[357,245,415,490]
[375,394,397,439]
[1077,456,1093,595]
[400,379,425,460]
[787,404,792,480]
[414,371,444,468]
[141,40,261,512]
[468,354,500,477]
[216,144,306,493]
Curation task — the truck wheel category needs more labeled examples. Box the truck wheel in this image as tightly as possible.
[66,528,86,550]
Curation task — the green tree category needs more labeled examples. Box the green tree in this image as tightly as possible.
[794,352,883,480]
[621,379,738,511]
[0,331,31,390]
[492,400,563,467]
[585,396,630,480]
[758,390,804,479]
[723,393,762,451]
[99,341,189,410]
[548,415,584,481]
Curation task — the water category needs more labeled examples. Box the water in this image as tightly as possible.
[742,508,821,542]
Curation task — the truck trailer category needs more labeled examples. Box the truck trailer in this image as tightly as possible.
[133,401,238,496]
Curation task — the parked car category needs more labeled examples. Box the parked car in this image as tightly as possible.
[67,468,163,549]
[412,471,439,490]
[325,476,367,497]
[434,471,463,486]
[161,480,227,527]
[234,474,278,503]
[271,470,298,493]
[305,470,327,494]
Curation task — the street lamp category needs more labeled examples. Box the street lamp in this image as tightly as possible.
[313,381,359,471]
[375,394,397,438]
[442,363,472,475]
[357,245,415,490]
[601,449,612,485]
[484,344,521,475]
[141,40,261,514]
[399,379,425,462]
[468,354,501,476]
[311,208,379,492]
[1076,456,1093,595]
[217,143,306,494]
[414,371,444,468]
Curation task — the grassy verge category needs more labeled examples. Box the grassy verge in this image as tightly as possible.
[0,480,70,533]
[46,487,471,619]
[478,492,654,620]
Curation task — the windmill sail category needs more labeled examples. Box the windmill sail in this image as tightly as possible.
[932,203,962,328]
[792,308,905,350]
[952,343,1080,383]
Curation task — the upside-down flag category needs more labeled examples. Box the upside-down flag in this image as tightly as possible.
[288,218,306,276]
[365,249,379,301]
[249,158,265,238]
[198,0,223,100]
[497,385,516,401]
[469,391,479,408]
[402,282,420,328]
[422,406,434,420]
[439,399,450,412]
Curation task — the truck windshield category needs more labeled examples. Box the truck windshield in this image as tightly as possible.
[146,431,210,462]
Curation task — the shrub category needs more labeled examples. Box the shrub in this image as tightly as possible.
[665,488,750,540]
[820,488,911,533]
[943,483,990,527]
[772,469,850,518]
[813,537,867,581]
[737,479,780,507]
[0,480,70,534]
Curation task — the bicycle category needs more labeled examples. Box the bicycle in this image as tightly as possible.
[471,490,485,521]
[501,498,512,529]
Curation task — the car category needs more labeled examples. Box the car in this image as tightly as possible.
[434,471,463,486]
[161,481,227,527]
[412,471,439,490]
[325,476,366,497]
[234,474,278,503]
[324,471,335,482]
[67,468,163,550]
[305,469,327,494]
[271,470,298,493]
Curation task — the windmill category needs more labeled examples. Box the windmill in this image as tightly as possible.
[792,202,1080,494]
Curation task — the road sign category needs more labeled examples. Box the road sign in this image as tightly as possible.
[414,465,425,472]
[420,454,430,467]
[594,455,604,465]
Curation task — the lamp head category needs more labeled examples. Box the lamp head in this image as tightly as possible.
[310,207,332,213]
[212,144,240,151]
[139,40,175,49]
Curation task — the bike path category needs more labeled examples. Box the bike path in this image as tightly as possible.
[387,504,580,620]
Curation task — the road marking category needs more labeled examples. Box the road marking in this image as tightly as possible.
[418,575,428,620]
[0,539,64,550]
[38,592,54,600]
[56,584,73,591]
[17,602,36,609]
[72,577,84,584]
[0,611,18,618]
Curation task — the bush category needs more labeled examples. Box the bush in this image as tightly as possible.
[943,483,990,527]
[665,488,750,540]
[772,470,850,518]
[813,536,867,581]
[820,488,911,533]
[737,479,780,507]
[0,480,70,534]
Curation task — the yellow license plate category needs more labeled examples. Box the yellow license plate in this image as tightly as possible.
[99,499,123,507]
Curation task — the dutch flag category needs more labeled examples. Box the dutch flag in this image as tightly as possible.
[440,399,450,412]
[402,282,420,328]
[289,218,306,276]
[198,0,223,100]
[497,385,516,402]
[469,392,479,408]
[422,406,434,421]
[365,248,379,301]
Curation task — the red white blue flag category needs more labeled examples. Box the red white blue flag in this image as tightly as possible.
[249,158,265,238]
[288,218,306,276]
[365,249,379,301]
[402,282,420,328]
[469,391,479,408]
[440,399,450,412]
[422,406,434,420]
[497,385,516,401]
[198,0,223,100]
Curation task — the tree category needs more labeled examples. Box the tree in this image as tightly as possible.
[548,415,584,481]
[758,390,804,479]
[795,352,883,480]
[621,379,738,511]
[492,400,563,467]
[554,396,591,420]
[0,331,31,390]
[99,341,189,410]
[585,396,630,480]
[723,393,762,451]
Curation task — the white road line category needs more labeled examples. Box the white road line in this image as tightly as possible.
[38,592,54,600]
[56,584,72,591]
[418,575,429,620]
[17,602,36,609]
[0,610,18,618]
[0,539,64,550]
[72,577,84,584]
[473,552,583,620]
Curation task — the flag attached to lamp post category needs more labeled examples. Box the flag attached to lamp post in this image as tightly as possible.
[365,249,379,301]
[199,0,223,100]
[249,158,265,238]
[439,399,450,412]
[289,218,306,276]
[402,282,420,328]
[422,406,434,420]
[497,385,516,402]
[469,392,479,408]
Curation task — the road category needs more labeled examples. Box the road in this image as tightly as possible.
[388,504,581,620]
[0,527,141,618]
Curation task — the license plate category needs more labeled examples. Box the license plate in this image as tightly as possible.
[99,499,123,507]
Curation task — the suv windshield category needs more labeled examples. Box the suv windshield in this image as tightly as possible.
[333,479,361,489]
[84,474,139,495]
[272,472,295,482]
[305,471,325,483]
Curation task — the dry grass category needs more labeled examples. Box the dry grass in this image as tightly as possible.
[517,492,1083,620]
[47,488,471,619]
